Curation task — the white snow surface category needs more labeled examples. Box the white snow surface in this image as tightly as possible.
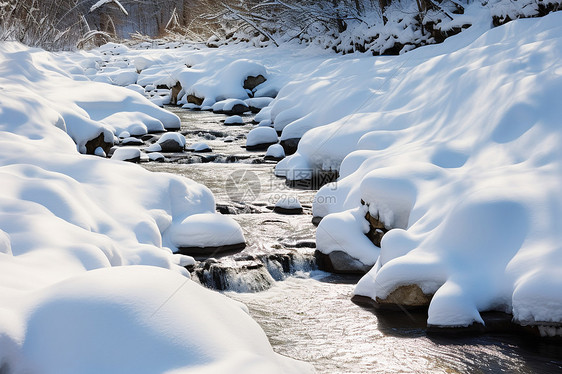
[0,42,311,372]
[169,213,245,248]
[72,8,562,328]
[246,127,279,147]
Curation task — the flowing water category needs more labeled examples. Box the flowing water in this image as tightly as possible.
[143,108,562,373]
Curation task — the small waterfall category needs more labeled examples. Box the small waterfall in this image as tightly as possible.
[191,250,316,292]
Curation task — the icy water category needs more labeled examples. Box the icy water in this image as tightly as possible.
[143,108,562,374]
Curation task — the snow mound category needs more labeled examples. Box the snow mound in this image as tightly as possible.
[17,266,312,374]
[265,144,285,159]
[224,115,245,125]
[274,13,562,327]
[169,213,245,249]
[246,127,278,148]
[111,147,140,162]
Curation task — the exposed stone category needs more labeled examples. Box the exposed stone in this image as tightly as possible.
[176,242,246,259]
[364,210,389,248]
[280,138,300,155]
[85,132,112,155]
[187,94,204,106]
[273,206,303,215]
[243,75,266,91]
[314,250,372,274]
[223,103,250,116]
[375,284,433,308]
[158,138,184,152]
[312,216,323,226]
[170,81,182,105]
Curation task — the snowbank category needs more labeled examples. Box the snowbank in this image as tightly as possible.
[302,13,562,328]
[0,42,311,372]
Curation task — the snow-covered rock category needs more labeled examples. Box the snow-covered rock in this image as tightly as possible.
[265,144,285,161]
[245,97,273,113]
[246,127,278,151]
[273,195,302,215]
[224,115,245,126]
[186,142,212,153]
[170,213,246,256]
[111,147,141,162]
[156,132,186,152]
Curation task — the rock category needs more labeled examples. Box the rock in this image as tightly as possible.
[312,216,323,226]
[224,136,235,143]
[246,127,278,151]
[156,132,186,152]
[111,147,141,163]
[187,94,204,106]
[170,81,182,105]
[118,131,130,139]
[314,250,372,274]
[94,147,106,157]
[85,132,112,155]
[245,97,273,113]
[243,75,266,91]
[273,195,302,214]
[148,152,165,162]
[172,213,246,259]
[364,209,389,248]
[375,284,433,309]
[280,138,300,155]
[224,115,245,126]
[186,142,212,153]
[121,137,144,146]
[223,100,250,116]
[264,144,285,161]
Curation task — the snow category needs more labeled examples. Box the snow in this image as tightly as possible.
[169,213,245,249]
[90,0,128,16]
[224,115,245,125]
[187,142,212,152]
[0,42,312,372]
[265,144,285,159]
[246,127,278,147]
[17,266,311,374]
[111,147,140,161]
[157,132,186,147]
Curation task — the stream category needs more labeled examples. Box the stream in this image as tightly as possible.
[142,107,562,373]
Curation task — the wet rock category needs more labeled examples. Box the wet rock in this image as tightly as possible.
[187,94,204,106]
[243,75,266,91]
[193,260,275,292]
[375,284,433,309]
[121,137,144,146]
[314,250,372,274]
[280,138,300,155]
[274,195,303,215]
[177,242,246,259]
[223,115,245,126]
[85,132,112,155]
[158,139,184,152]
[312,216,323,226]
[186,142,212,153]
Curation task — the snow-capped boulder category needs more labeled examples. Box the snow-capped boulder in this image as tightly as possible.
[170,213,246,257]
[224,115,245,126]
[111,147,141,163]
[246,127,278,151]
[245,97,273,113]
[121,137,144,146]
[273,195,302,214]
[148,152,165,162]
[265,144,285,162]
[156,132,186,152]
[186,142,212,153]
[213,99,250,115]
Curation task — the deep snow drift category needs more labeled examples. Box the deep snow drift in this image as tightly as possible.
[0,43,312,372]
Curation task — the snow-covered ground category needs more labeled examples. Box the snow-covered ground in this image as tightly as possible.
[2,5,562,372]
[0,43,312,372]
[67,7,562,332]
